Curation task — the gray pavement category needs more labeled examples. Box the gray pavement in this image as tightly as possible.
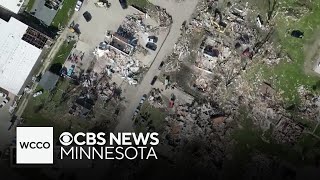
[73,0,144,47]
[115,0,199,132]
[0,96,14,151]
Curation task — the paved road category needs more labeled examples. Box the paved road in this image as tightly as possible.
[115,0,199,132]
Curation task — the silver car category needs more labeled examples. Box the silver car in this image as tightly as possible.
[75,0,83,11]
[0,98,9,108]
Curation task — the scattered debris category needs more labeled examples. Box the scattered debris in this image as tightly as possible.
[272,117,304,145]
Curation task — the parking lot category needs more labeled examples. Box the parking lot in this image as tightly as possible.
[65,0,169,91]
[69,0,166,69]
[73,0,134,46]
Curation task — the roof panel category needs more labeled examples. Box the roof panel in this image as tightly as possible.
[0,18,42,95]
[0,0,25,13]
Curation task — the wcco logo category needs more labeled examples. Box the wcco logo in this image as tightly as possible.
[16,127,53,164]
[19,141,51,149]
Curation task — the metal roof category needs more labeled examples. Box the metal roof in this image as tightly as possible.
[39,71,60,91]
[0,0,25,13]
[0,17,42,95]
[30,0,58,26]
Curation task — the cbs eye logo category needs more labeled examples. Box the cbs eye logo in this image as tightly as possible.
[59,132,73,146]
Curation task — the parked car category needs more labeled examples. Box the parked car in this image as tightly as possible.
[0,92,7,99]
[119,0,128,9]
[140,94,147,104]
[150,76,158,85]
[75,0,83,11]
[0,99,9,108]
[148,36,158,43]
[291,30,304,38]
[33,91,43,98]
[83,11,92,22]
[146,42,157,51]
[133,108,140,118]
[158,61,164,70]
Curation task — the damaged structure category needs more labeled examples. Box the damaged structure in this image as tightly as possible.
[93,14,161,85]
[0,17,49,95]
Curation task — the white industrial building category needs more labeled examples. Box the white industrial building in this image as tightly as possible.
[0,0,25,13]
[0,17,43,95]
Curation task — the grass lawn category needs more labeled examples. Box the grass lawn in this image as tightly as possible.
[128,0,149,9]
[26,0,36,12]
[258,0,320,103]
[21,39,77,138]
[22,79,75,138]
[52,41,75,65]
[51,0,78,28]
[134,102,167,133]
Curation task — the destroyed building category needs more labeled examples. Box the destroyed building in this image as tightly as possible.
[93,44,140,85]
[146,5,173,27]
[196,37,231,73]
[70,96,95,118]
[97,81,121,101]
[92,14,161,85]
[110,33,135,56]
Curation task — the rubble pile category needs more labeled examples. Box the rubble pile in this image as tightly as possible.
[163,102,226,144]
[283,6,310,20]
[79,70,121,101]
[272,117,304,144]
[193,75,212,93]
[163,54,180,72]
[260,42,283,65]
[163,0,302,131]
[81,72,98,88]
[169,0,287,73]
[195,36,233,72]
[93,44,140,85]
[92,13,163,85]
[69,70,122,118]
[148,88,165,108]
[162,102,230,164]
[69,74,99,118]
[122,15,151,33]
[147,5,173,27]
[173,35,191,61]
[192,2,263,71]
[97,81,121,101]
[295,87,320,120]
[166,0,280,92]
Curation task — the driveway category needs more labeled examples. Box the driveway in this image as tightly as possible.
[115,0,199,132]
